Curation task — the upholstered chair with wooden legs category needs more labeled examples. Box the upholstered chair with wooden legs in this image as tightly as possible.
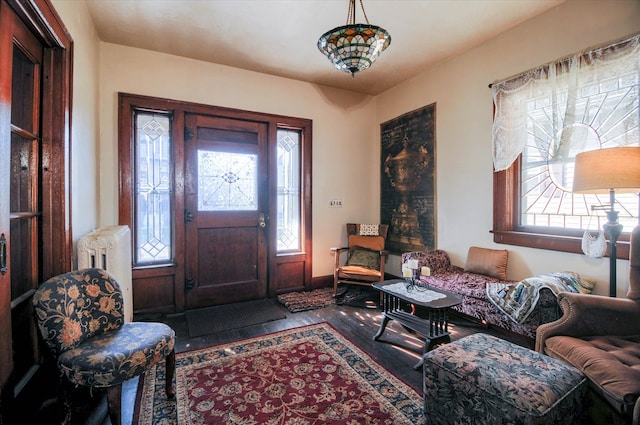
[33,268,176,425]
[331,223,389,296]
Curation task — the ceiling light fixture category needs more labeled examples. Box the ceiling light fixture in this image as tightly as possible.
[317,0,391,77]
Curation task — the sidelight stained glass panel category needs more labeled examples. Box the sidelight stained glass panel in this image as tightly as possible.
[198,151,258,211]
[135,112,172,264]
[277,129,301,251]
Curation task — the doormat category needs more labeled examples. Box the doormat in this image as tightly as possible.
[133,323,424,424]
[277,285,380,313]
[185,299,286,337]
[276,287,335,312]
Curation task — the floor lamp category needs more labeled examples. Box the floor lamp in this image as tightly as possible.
[573,146,640,297]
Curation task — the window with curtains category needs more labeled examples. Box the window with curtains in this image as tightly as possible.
[492,33,640,256]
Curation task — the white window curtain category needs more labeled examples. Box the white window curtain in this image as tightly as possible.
[491,33,640,172]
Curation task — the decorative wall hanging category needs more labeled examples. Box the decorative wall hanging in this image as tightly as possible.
[381,104,436,255]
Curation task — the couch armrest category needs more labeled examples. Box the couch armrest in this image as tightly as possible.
[535,292,640,352]
[401,250,451,273]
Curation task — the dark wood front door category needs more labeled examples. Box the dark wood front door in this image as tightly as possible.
[184,114,269,309]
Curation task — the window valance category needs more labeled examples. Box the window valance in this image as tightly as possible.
[491,33,640,172]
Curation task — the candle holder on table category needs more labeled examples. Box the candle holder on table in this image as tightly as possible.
[402,260,431,292]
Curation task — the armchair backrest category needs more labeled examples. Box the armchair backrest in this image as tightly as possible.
[33,268,125,356]
[346,223,388,252]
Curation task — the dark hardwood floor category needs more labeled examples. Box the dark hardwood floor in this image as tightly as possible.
[28,294,534,425]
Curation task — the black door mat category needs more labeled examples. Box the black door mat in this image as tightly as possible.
[185,299,286,337]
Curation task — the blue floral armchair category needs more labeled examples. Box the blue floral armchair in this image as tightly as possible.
[33,268,176,425]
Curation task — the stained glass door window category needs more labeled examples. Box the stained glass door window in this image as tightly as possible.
[197,151,258,211]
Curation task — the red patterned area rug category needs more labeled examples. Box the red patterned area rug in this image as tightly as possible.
[133,322,424,424]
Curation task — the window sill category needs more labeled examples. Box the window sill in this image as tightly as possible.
[491,230,630,260]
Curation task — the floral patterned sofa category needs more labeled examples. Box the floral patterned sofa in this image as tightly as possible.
[401,249,564,341]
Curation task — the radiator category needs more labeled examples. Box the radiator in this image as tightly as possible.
[77,225,133,322]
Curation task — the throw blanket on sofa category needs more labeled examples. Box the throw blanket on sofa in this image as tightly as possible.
[486,272,593,324]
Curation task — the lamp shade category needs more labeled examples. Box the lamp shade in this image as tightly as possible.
[317,24,391,76]
[317,0,391,76]
[572,146,640,194]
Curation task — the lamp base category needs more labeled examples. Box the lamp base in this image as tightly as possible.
[603,210,623,297]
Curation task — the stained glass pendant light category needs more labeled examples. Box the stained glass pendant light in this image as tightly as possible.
[317,0,391,77]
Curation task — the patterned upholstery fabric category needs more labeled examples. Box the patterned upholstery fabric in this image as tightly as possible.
[57,322,175,387]
[33,269,125,355]
[423,333,587,424]
[402,250,560,340]
[33,268,175,388]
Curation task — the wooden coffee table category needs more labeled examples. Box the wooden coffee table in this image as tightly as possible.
[373,279,462,369]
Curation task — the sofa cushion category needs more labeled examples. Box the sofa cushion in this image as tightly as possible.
[464,246,509,280]
[544,334,640,418]
[422,266,497,299]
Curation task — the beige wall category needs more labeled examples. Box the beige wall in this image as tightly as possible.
[98,44,379,275]
[50,0,101,255]
[53,0,640,296]
[378,0,640,296]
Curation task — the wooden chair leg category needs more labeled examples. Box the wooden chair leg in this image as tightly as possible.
[106,384,122,425]
[60,378,74,425]
[165,348,176,398]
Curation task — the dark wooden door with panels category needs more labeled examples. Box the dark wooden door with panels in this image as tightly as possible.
[184,114,269,309]
[119,94,313,315]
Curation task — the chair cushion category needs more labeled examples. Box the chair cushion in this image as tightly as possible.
[338,265,381,280]
[33,268,125,355]
[348,235,385,251]
[544,335,640,418]
[346,246,380,269]
[57,322,175,388]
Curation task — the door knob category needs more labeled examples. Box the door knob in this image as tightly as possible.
[259,213,267,228]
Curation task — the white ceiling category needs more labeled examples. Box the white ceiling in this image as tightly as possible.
[85,0,565,96]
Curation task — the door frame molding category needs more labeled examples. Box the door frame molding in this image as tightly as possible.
[0,0,73,410]
[118,93,312,314]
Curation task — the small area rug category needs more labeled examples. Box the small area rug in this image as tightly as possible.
[133,323,424,424]
[277,285,379,313]
[277,287,335,312]
[185,299,286,337]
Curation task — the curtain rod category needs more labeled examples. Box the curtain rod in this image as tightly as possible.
[487,31,640,89]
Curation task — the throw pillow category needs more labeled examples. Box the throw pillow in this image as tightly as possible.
[464,246,509,280]
[359,224,380,236]
[346,246,380,270]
